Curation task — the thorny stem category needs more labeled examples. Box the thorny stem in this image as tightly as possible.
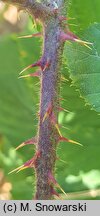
[35,1,68,200]
[2,0,68,199]
[35,21,64,200]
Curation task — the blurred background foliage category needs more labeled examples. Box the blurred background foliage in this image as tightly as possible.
[0,0,100,200]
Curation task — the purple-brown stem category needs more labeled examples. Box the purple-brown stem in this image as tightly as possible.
[2,0,68,199]
[35,18,65,199]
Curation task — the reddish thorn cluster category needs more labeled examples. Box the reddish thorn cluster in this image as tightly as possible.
[30,58,50,72]
[19,58,50,76]
[59,30,92,49]
[48,171,67,197]
[60,31,78,42]
[8,158,34,174]
[9,150,41,174]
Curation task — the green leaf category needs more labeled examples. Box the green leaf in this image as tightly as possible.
[68,0,100,31]
[64,23,100,112]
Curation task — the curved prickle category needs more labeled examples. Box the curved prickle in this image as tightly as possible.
[9,158,35,174]
[19,70,41,79]
[18,32,42,39]
[19,60,42,75]
[9,151,41,174]
[58,136,82,146]
[60,31,92,49]
[48,171,67,198]
[15,137,37,150]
